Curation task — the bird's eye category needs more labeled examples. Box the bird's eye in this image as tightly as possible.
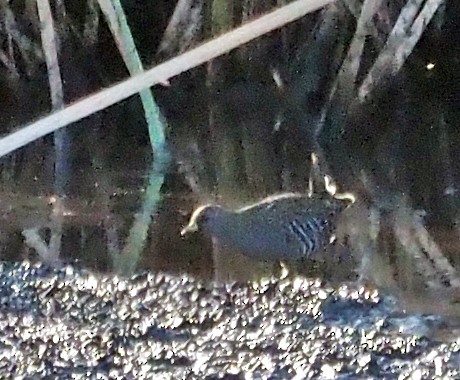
[200,207,221,224]
[200,211,212,223]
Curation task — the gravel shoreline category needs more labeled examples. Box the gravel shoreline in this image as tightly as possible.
[0,261,458,379]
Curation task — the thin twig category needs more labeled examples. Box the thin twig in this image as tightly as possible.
[97,0,168,274]
[83,0,100,45]
[22,228,62,266]
[342,0,381,42]
[345,0,382,88]
[358,0,443,101]
[157,0,203,57]
[0,48,18,76]
[37,0,67,262]
[333,0,382,102]
[37,0,64,108]
[2,3,43,75]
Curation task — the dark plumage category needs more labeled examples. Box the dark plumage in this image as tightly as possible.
[181,180,355,261]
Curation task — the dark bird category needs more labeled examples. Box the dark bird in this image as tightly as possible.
[181,176,355,261]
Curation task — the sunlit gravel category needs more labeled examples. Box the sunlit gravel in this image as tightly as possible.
[0,261,458,379]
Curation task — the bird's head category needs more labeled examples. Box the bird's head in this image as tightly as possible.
[181,204,224,236]
[324,175,356,205]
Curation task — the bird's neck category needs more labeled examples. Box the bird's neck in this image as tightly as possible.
[204,208,238,238]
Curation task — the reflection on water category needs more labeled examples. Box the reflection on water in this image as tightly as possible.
[0,75,459,324]
[1,72,460,318]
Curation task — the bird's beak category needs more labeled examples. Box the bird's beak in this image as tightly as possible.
[180,222,198,236]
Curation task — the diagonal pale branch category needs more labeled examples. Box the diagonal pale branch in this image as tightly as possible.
[333,0,383,102]
[393,0,445,70]
[358,0,444,102]
[1,3,44,74]
[382,0,425,51]
[342,0,381,42]
[393,203,460,289]
[157,0,203,58]
[0,0,337,158]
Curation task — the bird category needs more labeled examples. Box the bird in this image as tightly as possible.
[181,175,355,261]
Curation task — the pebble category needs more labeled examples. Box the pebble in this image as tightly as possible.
[0,261,458,378]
